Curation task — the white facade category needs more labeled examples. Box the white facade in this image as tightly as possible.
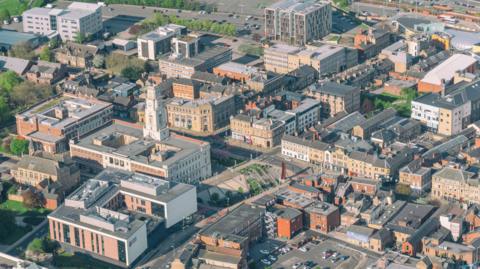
[281,139,310,162]
[286,98,321,133]
[137,24,185,60]
[164,187,197,228]
[22,2,102,41]
[143,85,170,141]
[411,100,440,131]
[126,224,148,266]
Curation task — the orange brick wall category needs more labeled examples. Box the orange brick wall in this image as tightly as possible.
[277,216,302,239]
[16,117,38,137]
[418,81,444,94]
[124,194,153,215]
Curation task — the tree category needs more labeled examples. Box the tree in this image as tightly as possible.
[22,189,44,209]
[0,70,22,94]
[0,96,10,124]
[74,32,86,44]
[237,187,244,194]
[395,183,412,197]
[8,42,35,60]
[0,8,10,21]
[27,237,59,254]
[0,210,16,242]
[49,38,60,49]
[92,54,105,68]
[9,138,29,156]
[10,82,54,107]
[39,46,52,61]
[121,66,143,81]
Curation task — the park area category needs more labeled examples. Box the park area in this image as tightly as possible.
[0,183,49,245]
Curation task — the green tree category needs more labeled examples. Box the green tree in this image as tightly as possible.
[92,54,105,68]
[395,183,412,197]
[0,96,10,124]
[49,38,60,49]
[74,32,86,44]
[8,42,35,60]
[9,138,29,156]
[10,82,54,107]
[0,8,10,21]
[27,238,45,253]
[0,71,22,93]
[39,46,52,61]
[121,66,143,81]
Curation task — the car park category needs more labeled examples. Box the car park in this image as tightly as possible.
[261,259,271,265]
[260,249,269,255]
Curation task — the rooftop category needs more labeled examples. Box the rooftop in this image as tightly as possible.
[18,96,112,130]
[421,54,477,85]
[305,201,338,215]
[308,81,358,97]
[268,0,330,15]
[73,121,208,168]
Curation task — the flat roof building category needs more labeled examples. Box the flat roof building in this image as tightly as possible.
[48,168,196,267]
[16,96,113,154]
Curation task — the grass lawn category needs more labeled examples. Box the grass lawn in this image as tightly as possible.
[0,200,49,216]
[53,252,122,269]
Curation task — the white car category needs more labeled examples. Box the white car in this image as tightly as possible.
[261,259,271,265]
[269,255,277,261]
[260,249,270,255]
[299,246,308,252]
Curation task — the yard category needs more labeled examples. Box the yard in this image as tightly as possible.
[0,199,49,245]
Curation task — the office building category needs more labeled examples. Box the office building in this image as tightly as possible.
[22,2,102,41]
[137,24,186,60]
[265,0,332,46]
[16,96,113,153]
[48,169,196,266]
[304,201,340,233]
[158,46,232,79]
[69,86,211,183]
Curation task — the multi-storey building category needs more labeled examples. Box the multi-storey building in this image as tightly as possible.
[411,92,471,136]
[11,153,80,192]
[55,42,99,68]
[354,28,391,60]
[22,2,102,41]
[26,61,66,85]
[69,86,212,183]
[285,98,321,132]
[230,115,285,149]
[281,135,328,164]
[418,54,477,94]
[16,96,113,153]
[398,159,432,192]
[304,201,340,233]
[48,169,197,267]
[264,0,332,46]
[432,167,480,205]
[158,43,232,78]
[264,43,354,75]
[305,82,360,118]
[352,108,397,139]
[197,204,264,268]
[137,24,186,60]
[171,78,202,100]
[166,94,236,135]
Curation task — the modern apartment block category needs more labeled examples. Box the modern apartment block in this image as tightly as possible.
[16,96,113,153]
[22,2,102,41]
[48,169,197,267]
[305,82,361,118]
[264,0,332,46]
[69,86,212,184]
[137,24,186,60]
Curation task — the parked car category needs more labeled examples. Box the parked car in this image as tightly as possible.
[292,262,303,269]
[261,259,271,265]
[260,249,270,255]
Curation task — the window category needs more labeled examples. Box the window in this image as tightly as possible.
[74,227,80,247]
[118,240,126,262]
[63,224,71,243]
